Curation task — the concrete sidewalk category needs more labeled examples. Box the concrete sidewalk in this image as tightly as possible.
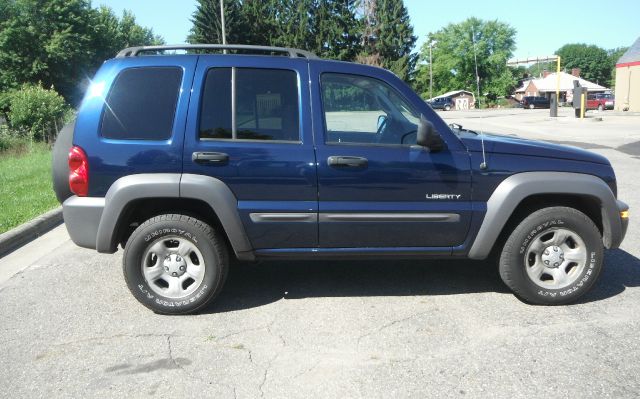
[0,224,70,287]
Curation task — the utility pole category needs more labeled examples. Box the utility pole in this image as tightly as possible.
[220,0,227,46]
[361,0,376,49]
[429,41,436,100]
[471,26,481,109]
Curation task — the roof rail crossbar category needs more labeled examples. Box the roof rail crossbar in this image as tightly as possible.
[116,44,318,59]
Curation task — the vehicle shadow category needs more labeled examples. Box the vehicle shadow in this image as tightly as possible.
[576,249,640,304]
[204,249,640,313]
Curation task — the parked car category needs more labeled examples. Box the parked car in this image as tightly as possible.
[428,96,455,111]
[521,96,550,109]
[587,93,615,111]
[53,44,628,314]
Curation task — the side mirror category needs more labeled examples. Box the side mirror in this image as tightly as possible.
[416,116,445,152]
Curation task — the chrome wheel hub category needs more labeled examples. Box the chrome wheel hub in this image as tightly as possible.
[524,228,587,289]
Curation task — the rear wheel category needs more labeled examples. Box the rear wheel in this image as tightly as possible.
[529,104,535,109]
[499,207,603,305]
[123,214,228,314]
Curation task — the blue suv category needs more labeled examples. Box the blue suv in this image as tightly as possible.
[52,45,629,314]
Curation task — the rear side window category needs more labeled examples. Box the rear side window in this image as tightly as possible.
[199,68,300,141]
[100,67,182,140]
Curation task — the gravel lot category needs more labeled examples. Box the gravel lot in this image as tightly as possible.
[1,107,639,398]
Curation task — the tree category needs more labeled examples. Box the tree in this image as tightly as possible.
[271,0,314,50]
[188,0,249,44]
[90,8,163,71]
[359,0,416,81]
[555,43,611,86]
[415,18,517,102]
[188,0,361,61]
[0,0,163,105]
[0,0,93,103]
[310,0,361,60]
[526,62,554,79]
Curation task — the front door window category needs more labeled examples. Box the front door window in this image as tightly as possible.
[321,73,420,146]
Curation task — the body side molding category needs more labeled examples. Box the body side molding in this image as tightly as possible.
[468,172,623,260]
[250,213,317,223]
[318,213,460,222]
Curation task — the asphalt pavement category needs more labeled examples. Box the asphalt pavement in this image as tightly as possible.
[1,107,640,398]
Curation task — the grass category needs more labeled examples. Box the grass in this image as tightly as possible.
[0,142,58,234]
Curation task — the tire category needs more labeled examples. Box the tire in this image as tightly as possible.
[597,104,603,111]
[529,104,535,109]
[444,104,451,111]
[499,207,603,305]
[123,214,228,315]
[51,118,75,203]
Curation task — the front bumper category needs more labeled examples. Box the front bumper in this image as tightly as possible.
[617,199,629,244]
[62,196,104,250]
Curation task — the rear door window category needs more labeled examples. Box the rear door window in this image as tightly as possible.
[100,67,183,140]
[199,68,300,142]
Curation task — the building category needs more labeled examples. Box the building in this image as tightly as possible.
[514,79,538,101]
[514,69,609,103]
[429,90,476,110]
[615,37,640,112]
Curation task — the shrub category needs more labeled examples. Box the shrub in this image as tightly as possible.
[7,84,70,143]
[0,124,29,153]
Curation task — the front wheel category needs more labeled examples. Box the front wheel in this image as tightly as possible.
[597,104,603,111]
[444,104,451,111]
[123,214,228,314]
[529,104,535,109]
[499,207,603,305]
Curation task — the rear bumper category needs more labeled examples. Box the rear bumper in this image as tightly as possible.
[62,196,104,250]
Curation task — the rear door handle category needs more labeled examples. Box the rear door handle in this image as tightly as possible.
[327,156,368,168]
[192,152,229,165]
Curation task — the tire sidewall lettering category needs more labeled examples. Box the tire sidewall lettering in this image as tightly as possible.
[532,240,599,298]
[153,284,209,308]
[519,219,565,255]
[144,228,197,244]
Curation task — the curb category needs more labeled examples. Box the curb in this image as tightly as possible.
[0,207,64,258]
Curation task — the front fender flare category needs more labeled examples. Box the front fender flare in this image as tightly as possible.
[468,172,623,260]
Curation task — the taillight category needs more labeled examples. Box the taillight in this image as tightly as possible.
[68,146,89,197]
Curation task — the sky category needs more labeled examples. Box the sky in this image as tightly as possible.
[99,0,640,60]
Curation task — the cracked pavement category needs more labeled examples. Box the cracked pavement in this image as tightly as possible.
[1,108,640,398]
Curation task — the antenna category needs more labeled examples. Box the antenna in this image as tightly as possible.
[479,131,488,170]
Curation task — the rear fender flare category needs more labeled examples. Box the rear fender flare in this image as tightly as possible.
[96,173,254,261]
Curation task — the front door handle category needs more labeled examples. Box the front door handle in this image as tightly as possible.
[327,156,368,168]
[192,152,229,165]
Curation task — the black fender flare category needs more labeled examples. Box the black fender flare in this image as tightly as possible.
[95,173,254,260]
[467,172,624,259]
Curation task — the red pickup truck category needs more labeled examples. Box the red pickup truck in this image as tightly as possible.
[587,93,615,111]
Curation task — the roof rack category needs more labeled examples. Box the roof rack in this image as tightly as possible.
[116,44,318,59]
